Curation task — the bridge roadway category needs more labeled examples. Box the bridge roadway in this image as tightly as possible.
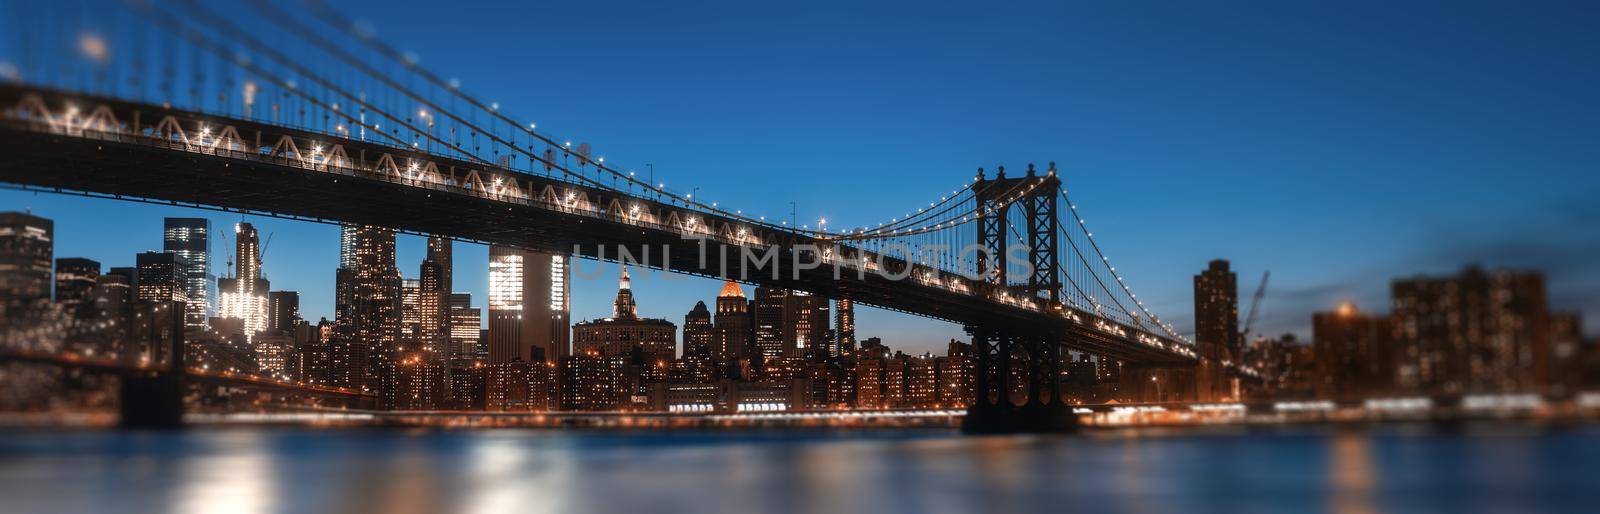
[0,85,1195,366]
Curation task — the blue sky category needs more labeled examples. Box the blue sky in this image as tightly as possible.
[5,0,1597,350]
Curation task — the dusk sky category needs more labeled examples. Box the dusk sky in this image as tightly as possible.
[4,0,1596,352]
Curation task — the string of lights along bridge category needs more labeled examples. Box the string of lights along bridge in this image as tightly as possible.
[0,0,1257,432]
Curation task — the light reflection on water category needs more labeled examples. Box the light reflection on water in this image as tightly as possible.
[1,425,1598,514]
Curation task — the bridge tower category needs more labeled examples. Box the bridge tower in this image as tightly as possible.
[964,164,1074,433]
[119,301,188,428]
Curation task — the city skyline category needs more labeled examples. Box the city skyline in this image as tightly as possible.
[3,0,1595,350]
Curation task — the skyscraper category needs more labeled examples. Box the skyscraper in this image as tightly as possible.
[217,222,269,339]
[53,257,100,316]
[448,293,482,368]
[713,280,752,377]
[487,246,570,364]
[266,291,300,335]
[835,297,856,354]
[1194,259,1240,401]
[572,268,676,364]
[134,251,188,304]
[418,236,451,362]
[683,301,714,359]
[0,212,53,317]
[331,225,400,397]
[753,287,787,360]
[163,217,210,329]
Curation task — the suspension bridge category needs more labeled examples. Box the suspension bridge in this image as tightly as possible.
[0,0,1256,432]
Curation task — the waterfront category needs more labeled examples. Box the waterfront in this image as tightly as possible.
[2,424,1597,513]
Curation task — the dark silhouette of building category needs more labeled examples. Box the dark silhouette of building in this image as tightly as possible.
[266,291,300,335]
[1194,259,1240,401]
[53,257,100,316]
[0,212,53,317]
[1391,266,1559,394]
[134,251,188,304]
[1313,302,1395,400]
[683,301,714,359]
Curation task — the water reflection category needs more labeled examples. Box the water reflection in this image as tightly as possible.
[1,426,1598,514]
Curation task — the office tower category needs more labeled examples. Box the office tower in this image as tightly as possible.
[135,251,188,304]
[1312,302,1395,400]
[836,297,856,355]
[54,257,100,316]
[163,217,210,328]
[1194,259,1240,401]
[331,225,400,396]
[0,212,53,317]
[683,301,714,359]
[400,278,422,352]
[266,291,300,335]
[752,287,787,359]
[426,236,452,292]
[1391,266,1554,394]
[217,222,270,339]
[448,293,482,368]
[713,280,752,376]
[338,224,358,269]
[487,246,570,364]
[784,291,830,359]
[418,237,451,361]
[91,273,131,321]
[572,268,677,363]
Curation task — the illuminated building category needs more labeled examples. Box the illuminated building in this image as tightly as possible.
[906,355,937,408]
[266,291,299,335]
[448,293,482,368]
[449,363,487,410]
[254,332,295,378]
[1392,266,1556,394]
[935,341,975,407]
[217,222,269,340]
[883,356,908,407]
[134,251,188,304]
[713,280,751,376]
[835,297,856,355]
[855,358,884,409]
[53,257,100,316]
[753,287,832,360]
[394,354,447,410]
[417,236,451,361]
[486,358,530,411]
[1194,259,1241,401]
[487,246,570,364]
[0,212,52,317]
[162,217,210,328]
[683,301,714,359]
[331,225,400,398]
[1313,302,1395,400]
[560,354,627,411]
[571,268,676,363]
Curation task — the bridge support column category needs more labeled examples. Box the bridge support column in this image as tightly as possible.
[119,301,186,429]
[963,326,1077,434]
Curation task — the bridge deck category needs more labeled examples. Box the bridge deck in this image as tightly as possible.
[0,86,1196,365]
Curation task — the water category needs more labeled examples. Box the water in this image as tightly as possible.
[2,424,1598,514]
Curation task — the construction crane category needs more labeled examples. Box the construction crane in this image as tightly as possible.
[1240,270,1270,342]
